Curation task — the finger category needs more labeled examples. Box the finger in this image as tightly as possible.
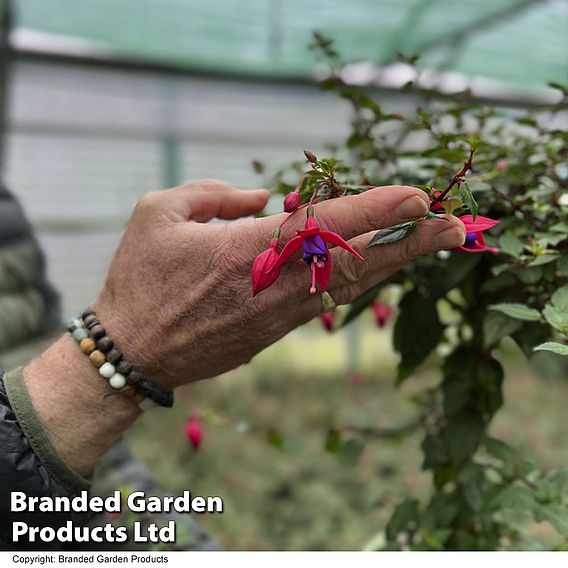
[255,185,430,244]
[298,215,465,316]
[154,181,269,223]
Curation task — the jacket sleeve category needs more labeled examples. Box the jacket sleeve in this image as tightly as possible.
[0,367,91,550]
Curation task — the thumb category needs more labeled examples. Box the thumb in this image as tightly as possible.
[159,180,270,223]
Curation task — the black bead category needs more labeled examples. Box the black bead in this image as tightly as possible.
[96,336,113,353]
[116,359,132,375]
[90,324,105,340]
[126,370,142,385]
[106,347,122,365]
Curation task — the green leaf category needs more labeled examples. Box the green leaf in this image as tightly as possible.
[489,303,542,322]
[386,498,420,540]
[542,304,568,333]
[339,437,365,467]
[497,235,525,259]
[433,252,481,297]
[527,253,560,267]
[534,342,568,356]
[442,413,485,462]
[557,253,568,277]
[266,430,284,450]
[483,311,523,349]
[367,221,417,247]
[421,434,450,469]
[324,428,342,454]
[495,485,536,512]
[551,285,568,311]
[340,283,382,328]
[393,290,444,383]
[424,211,450,221]
[456,182,478,221]
[534,504,568,537]
[484,437,533,476]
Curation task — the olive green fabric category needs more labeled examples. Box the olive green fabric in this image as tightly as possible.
[4,366,92,492]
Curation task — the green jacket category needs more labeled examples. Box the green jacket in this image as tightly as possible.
[0,181,60,368]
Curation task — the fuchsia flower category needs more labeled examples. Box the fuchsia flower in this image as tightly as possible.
[319,312,336,332]
[456,215,500,253]
[185,416,203,450]
[251,238,281,296]
[283,190,301,212]
[372,300,394,328]
[350,373,364,385]
[270,213,364,294]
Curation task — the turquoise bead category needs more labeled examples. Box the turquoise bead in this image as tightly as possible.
[72,328,89,343]
[67,318,82,332]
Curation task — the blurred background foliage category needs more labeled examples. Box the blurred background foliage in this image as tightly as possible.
[0,0,567,551]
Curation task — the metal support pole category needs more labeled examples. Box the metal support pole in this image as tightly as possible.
[0,0,14,175]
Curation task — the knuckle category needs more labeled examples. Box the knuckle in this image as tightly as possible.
[135,191,161,213]
[337,252,364,284]
[404,234,424,259]
[214,225,251,275]
[333,283,361,306]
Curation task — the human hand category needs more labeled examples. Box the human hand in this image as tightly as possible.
[94,180,465,389]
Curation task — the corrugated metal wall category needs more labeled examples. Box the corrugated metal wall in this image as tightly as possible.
[4,57,415,316]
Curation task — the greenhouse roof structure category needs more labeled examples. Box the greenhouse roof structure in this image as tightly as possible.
[5,0,568,93]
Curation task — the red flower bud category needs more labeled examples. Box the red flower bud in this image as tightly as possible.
[350,373,364,385]
[372,300,394,328]
[283,190,301,213]
[303,150,317,163]
[185,416,202,450]
[319,312,336,332]
[251,238,281,296]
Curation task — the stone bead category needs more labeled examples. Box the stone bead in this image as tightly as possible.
[116,359,132,376]
[96,336,114,353]
[89,324,105,340]
[106,347,122,365]
[99,362,115,379]
[109,373,126,389]
[67,318,82,332]
[89,350,106,368]
[83,314,100,329]
[79,338,96,355]
[126,370,142,385]
[72,328,89,343]
[81,307,96,320]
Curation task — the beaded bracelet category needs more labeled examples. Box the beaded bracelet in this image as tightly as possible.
[67,308,174,410]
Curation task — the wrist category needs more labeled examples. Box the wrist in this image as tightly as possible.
[23,333,140,477]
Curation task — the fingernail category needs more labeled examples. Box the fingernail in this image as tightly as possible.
[395,195,429,219]
[436,226,466,249]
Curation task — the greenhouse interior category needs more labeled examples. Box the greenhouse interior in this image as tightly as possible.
[0,0,567,555]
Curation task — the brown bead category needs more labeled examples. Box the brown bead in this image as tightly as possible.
[90,324,105,340]
[96,336,113,353]
[79,338,96,355]
[106,347,122,365]
[89,350,106,368]
[116,359,132,375]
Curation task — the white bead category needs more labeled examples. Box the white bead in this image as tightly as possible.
[99,362,115,379]
[109,373,126,389]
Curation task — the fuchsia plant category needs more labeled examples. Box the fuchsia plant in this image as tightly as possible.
[185,416,203,451]
[456,215,500,253]
[246,32,568,552]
